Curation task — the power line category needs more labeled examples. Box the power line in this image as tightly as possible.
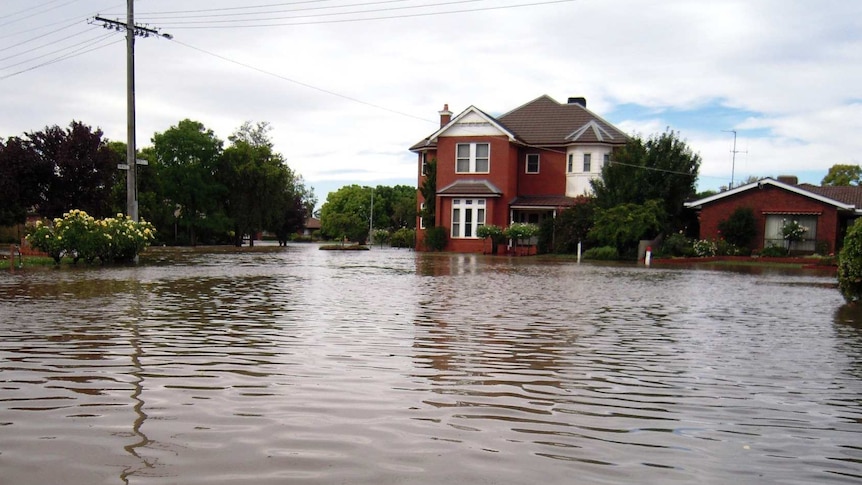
[120,0,576,29]
[0,36,121,80]
[0,0,81,25]
[0,29,102,63]
[169,38,431,124]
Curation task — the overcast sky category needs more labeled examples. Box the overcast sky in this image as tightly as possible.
[1,0,860,206]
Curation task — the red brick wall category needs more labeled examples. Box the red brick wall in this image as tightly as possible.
[517,148,566,195]
[697,185,840,253]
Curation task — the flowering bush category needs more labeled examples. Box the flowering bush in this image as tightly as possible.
[26,220,65,263]
[782,220,809,242]
[26,210,155,264]
[692,239,717,257]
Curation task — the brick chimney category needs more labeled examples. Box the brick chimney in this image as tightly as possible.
[777,175,798,185]
[439,104,452,127]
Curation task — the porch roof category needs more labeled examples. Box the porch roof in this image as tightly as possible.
[509,195,581,209]
[437,179,503,197]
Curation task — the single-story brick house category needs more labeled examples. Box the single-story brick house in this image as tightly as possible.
[684,176,862,254]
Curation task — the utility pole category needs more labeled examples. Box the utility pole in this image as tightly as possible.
[93,1,171,222]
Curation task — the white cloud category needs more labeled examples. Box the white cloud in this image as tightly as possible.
[1,0,860,201]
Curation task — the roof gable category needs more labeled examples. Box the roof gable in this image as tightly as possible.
[428,106,515,143]
[684,178,857,211]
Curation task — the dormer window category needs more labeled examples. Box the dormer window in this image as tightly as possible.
[456,143,490,173]
[526,154,539,174]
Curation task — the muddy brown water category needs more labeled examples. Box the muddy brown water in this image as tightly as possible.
[1,244,860,484]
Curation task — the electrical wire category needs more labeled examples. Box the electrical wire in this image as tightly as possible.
[100,0,575,29]
[0,35,120,81]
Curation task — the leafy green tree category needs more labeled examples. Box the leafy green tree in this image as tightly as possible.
[588,200,664,258]
[419,158,437,227]
[0,136,51,226]
[320,185,373,243]
[838,218,862,303]
[538,197,595,254]
[372,185,417,230]
[717,207,757,249]
[151,119,225,245]
[591,130,700,232]
[822,164,862,186]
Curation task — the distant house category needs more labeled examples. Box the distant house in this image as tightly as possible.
[684,176,862,254]
[301,217,321,237]
[410,95,628,253]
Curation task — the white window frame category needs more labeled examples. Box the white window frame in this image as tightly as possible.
[526,153,540,174]
[451,198,486,238]
[567,153,574,173]
[455,143,490,174]
[583,153,592,172]
[421,153,428,176]
[419,202,426,229]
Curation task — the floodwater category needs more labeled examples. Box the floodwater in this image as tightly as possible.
[1,244,860,485]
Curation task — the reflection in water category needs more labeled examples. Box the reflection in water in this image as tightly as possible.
[120,312,154,483]
[0,245,860,484]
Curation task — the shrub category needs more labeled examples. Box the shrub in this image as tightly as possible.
[760,244,788,257]
[717,207,757,249]
[390,228,415,248]
[692,239,717,257]
[504,222,540,242]
[839,218,862,303]
[424,226,447,251]
[583,245,619,260]
[477,224,505,254]
[660,231,693,257]
[25,210,156,265]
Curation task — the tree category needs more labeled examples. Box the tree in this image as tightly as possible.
[538,197,595,254]
[588,200,664,258]
[320,185,373,243]
[419,158,437,227]
[151,119,225,245]
[717,207,757,249]
[25,121,120,219]
[371,184,417,230]
[838,218,862,303]
[0,136,51,226]
[822,164,862,186]
[591,130,701,232]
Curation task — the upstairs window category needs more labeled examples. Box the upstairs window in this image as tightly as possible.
[421,153,429,176]
[456,143,490,173]
[526,154,540,174]
[583,153,592,172]
[567,153,574,173]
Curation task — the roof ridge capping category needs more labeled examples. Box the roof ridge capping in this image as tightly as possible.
[567,120,616,142]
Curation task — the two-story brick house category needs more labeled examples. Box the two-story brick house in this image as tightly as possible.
[410,95,628,253]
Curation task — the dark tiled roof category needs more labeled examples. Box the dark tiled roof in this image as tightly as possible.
[498,95,628,146]
[798,184,862,208]
[410,95,628,151]
[509,195,581,208]
[437,179,503,196]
